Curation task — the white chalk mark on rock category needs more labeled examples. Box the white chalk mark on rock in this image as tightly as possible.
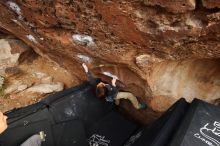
[72,34,95,46]
[7,1,21,15]
[158,24,181,32]
[11,19,22,27]
[26,34,37,44]
[40,37,44,41]
[102,72,119,80]
[77,54,91,63]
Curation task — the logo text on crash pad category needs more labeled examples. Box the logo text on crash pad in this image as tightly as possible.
[194,121,220,146]
[88,134,110,146]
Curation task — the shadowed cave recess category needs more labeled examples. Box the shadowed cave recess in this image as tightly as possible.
[0,0,220,124]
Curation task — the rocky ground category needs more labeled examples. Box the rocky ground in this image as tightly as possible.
[0,38,76,112]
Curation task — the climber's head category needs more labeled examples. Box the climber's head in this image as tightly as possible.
[96,82,107,99]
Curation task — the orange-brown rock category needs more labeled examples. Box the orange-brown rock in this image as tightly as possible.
[0,0,220,112]
[144,0,196,13]
[148,59,220,112]
[202,0,220,8]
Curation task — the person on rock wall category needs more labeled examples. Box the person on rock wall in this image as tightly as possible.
[82,63,147,110]
[0,111,43,146]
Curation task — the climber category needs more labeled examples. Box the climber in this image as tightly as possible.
[0,111,43,146]
[82,63,147,110]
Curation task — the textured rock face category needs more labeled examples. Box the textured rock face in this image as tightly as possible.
[0,39,74,112]
[0,0,220,112]
[149,59,220,111]
[0,76,4,89]
[144,0,196,13]
[0,39,31,75]
[202,0,220,8]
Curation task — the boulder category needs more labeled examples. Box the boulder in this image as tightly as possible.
[4,80,27,94]
[25,82,64,94]
[0,39,31,76]
[0,0,220,112]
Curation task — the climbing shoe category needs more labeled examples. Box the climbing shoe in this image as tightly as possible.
[139,103,147,110]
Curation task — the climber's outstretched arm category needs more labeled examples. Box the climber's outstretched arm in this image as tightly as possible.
[82,63,88,73]
[82,63,96,85]
[111,77,117,87]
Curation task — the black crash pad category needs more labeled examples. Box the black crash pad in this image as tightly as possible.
[170,99,220,146]
[46,82,113,128]
[124,98,189,146]
[6,82,113,128]
[4,81,219,146]
[0,82,114,146]
[0,108,54,146]
[87,111,139,146]
[53,120,88,146]
[125,98,220,146]
[0,119,88,146]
